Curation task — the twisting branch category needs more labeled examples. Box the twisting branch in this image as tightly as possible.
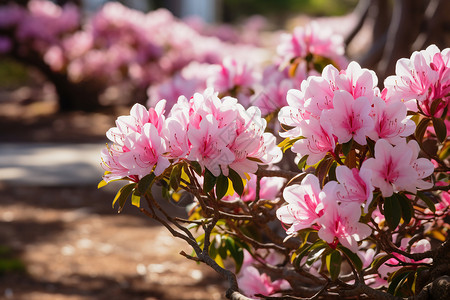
[256,168,299,180]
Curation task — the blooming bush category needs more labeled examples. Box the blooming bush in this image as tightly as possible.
[0,1,268,110]
[100,39,449,299]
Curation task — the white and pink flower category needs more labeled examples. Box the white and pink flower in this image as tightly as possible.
[361,139,434,197]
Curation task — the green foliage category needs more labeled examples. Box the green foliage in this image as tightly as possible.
[415,118,431,145]
[196,232,249,273]
[341,139,353,156]
[203,169,217,193]
[0,58,29,89]
[432,117,447,143]
[216,173,229,200]
[337,245,363,271]
[112,182,137,213]
[0,246,26,275]
[222,0,358,23]
[326,250,342,281]
[297,155,308,171]
[384,194,403,230]
[228,168,244,196]
[137,173,156,195]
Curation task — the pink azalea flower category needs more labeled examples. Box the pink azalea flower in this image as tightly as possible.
[100,144,132,182]
[207,57,260,106]
[164,88,280,177]
[367,96,416,144]
[162,117,190,160]
[228,106,282,177]
[187,114,235,177]
[0,37,12,54]
[321,90,374,145]
[118,123,170,177]
[317,186,372,252]
[301,74,336,117]
[208,57,259,91]
[147,62,212,109]
[276,21,347,70]
[0,3,24,28]
[291,117,336,166]
[251,65,303,116]
[101,102,169,182]
[238,266,290,299]
[278,88,310,139]
[278,62,380,151]
[384,44,450,116]
[335,165,374,212]
[106,102,166,147]
[361,139,434,197]
[276,174,325,235]
[335,61,379,100]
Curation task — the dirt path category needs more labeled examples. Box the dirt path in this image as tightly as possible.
[0,184,225,300]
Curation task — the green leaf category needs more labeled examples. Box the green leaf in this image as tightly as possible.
[160,179,170,199]
[370,254,393,271]
[384,194,402,230]
[430,98,443,116]
[169,164,182,190]
[297,155,308,171]
[196,234,205,247]
[388,270,412,295]
[338,246,363,271]
[131,192,141,208]
[138,173,156,195]
[306,246,328,267]
[397,193,414,224]
[415,118,431,145]
[342,139,353,156]
[432,117,447,143]
[293,240,322,268]
[226,237,244,273]
[203,169,217,193]
[189,161,202,175]
[218,240,228,260]
[216,174,229,200]
[228,168,244,196]
[315,156,334,187]
[412,267,428,294]
[326,250,342,281]
[416,191,436,213]
[298,229,314,249]
[328,162,337,182]
[112,183,136,213]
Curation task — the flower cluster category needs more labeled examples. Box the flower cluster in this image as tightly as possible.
[276,56,437,245]
[277,173,372,251]
[148,21,349,116]
[101,88,282,183]
[384,44,450,117]
[95,6,448,297]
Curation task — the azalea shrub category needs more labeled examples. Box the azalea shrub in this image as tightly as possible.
[0,0,271,110]
[98,16,449,300]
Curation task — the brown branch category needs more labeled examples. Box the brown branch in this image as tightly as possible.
[256,168,298,180]
[345,0,372,46]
